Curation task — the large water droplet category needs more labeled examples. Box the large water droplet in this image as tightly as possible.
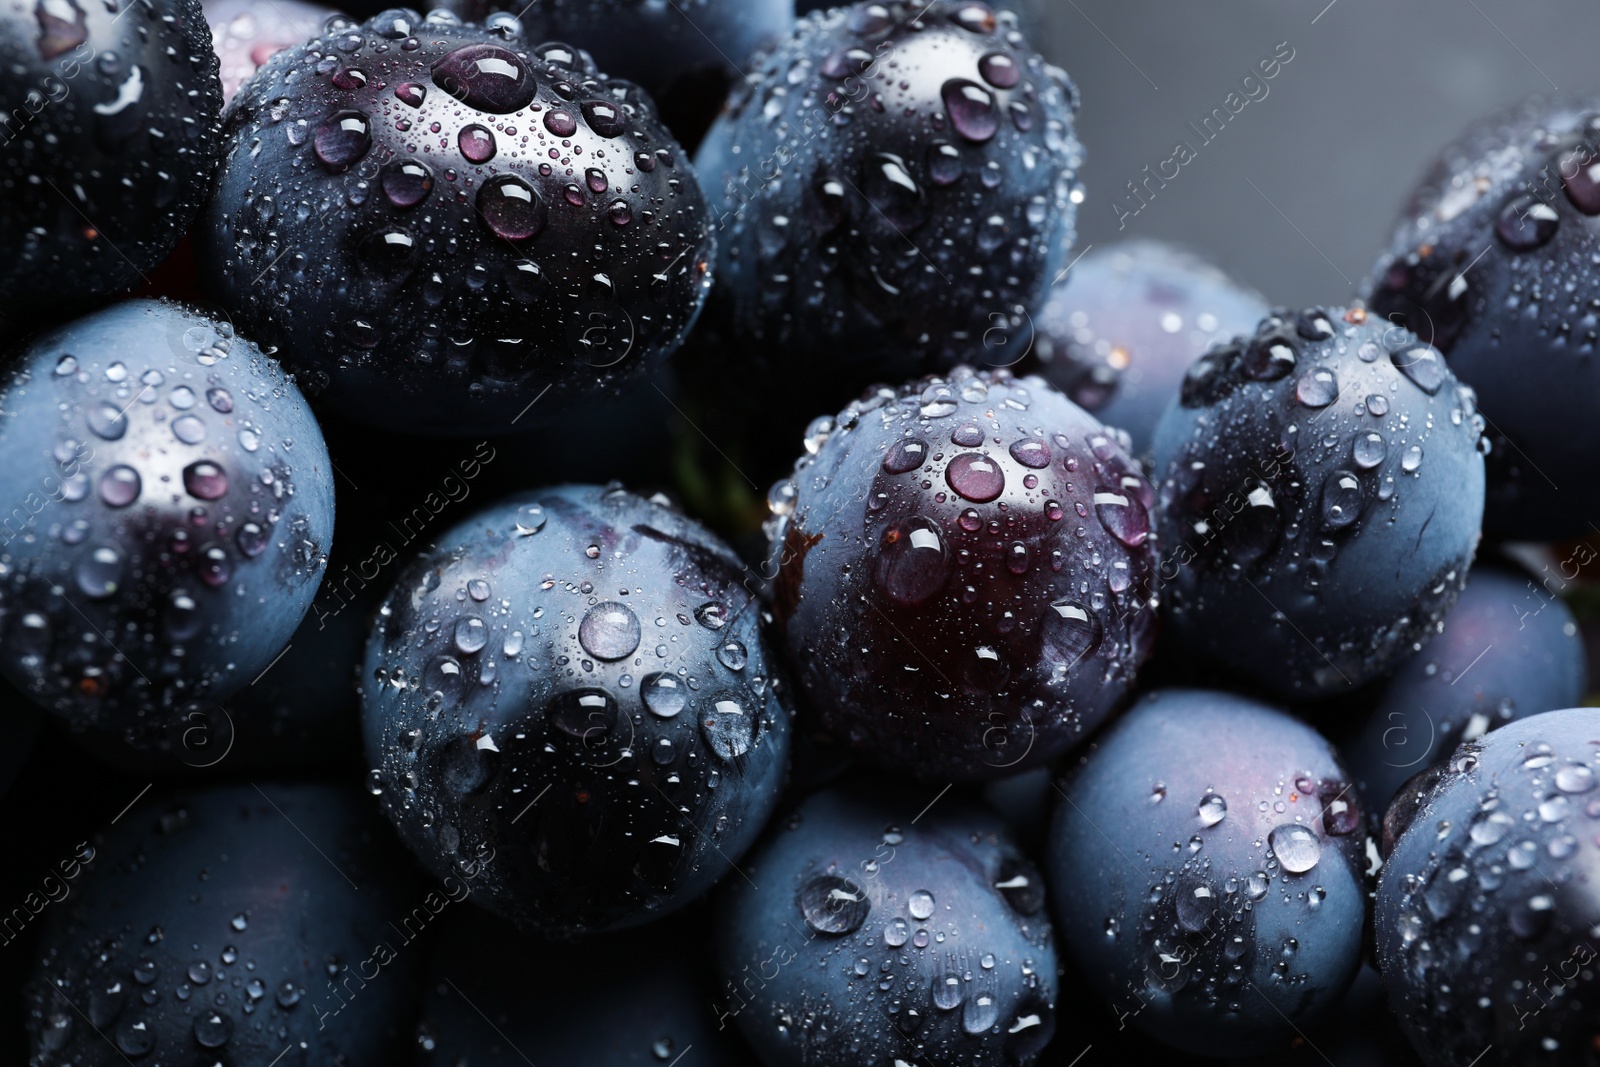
[821,45,874,79]
[114,1020,155,1056]
[198,544,231,588]
[183,460,228,500]
[1197,792,1228,827]
[193,1010,232,1048]
[1352,432,1386,470]
[1467,808,1512,846]
[994,858,1044,914]
[164,591,202,641]
[1269,824,1321,873]
[457,123,496,164]
[641,673,686,718]
[1509,894,1554,940]
[1319,782,1359,835]
[941,78,998,142]
[1320,470,1364,530]
[171,414,206,444]
[1390,343,1446,395]
[883,437,929,474]
[86,401,128,440]
[1496,196,1559,250]
[1297,310,1336,340]
[431,44,537,113]
[874,519,949,605]
[1557,764,1596,793]
[1009,438,1051,469]
[77,545,122,598]
[1295,367,1338,408]
[946,453,1005,503]
[919,382,960,418]
[439,733,499,795]
[233,524,267,563]
[550,689,618,749]
[360,230,417,277]
[951,3,997,33]
[425,655,465,702]
[478,176,548,242]
[331,67,368,91]
[928,141,963,186]
[1564,158,1600,215]
[578,602,641,660]
[799,874,870,934]
[694,601,729,630]
[1175,873,1216,932]
[963,989,1000,1035]
[313,110,371,172]
[37,0,88,60]
[978,51,1020,89]
[1043,599,1101,669]
[1241,335,1296,380]
[700,696,757,762]
[933,956,966,1010]
[87,982,124,1028]
[861,152,928,230]
[513,503,546,535]
[717,640,747,671]
[1202,482,1269,563]
[543,108,577,136]
[98,465,141,507]
[1094,488,1150,546]
[581,99,626,137]
[454,614,488,654]
[381,160,433,207]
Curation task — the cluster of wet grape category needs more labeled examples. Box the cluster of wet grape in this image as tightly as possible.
[2,1,1599,1065]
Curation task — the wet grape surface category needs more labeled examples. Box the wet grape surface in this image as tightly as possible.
[770,366,1159,781]
[362,483,791,936]
[1150,307,1487,699]
[198,10,715,434]
[0,300,334,746]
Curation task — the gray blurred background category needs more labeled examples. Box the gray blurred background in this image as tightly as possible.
[1036,0,1600,307]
